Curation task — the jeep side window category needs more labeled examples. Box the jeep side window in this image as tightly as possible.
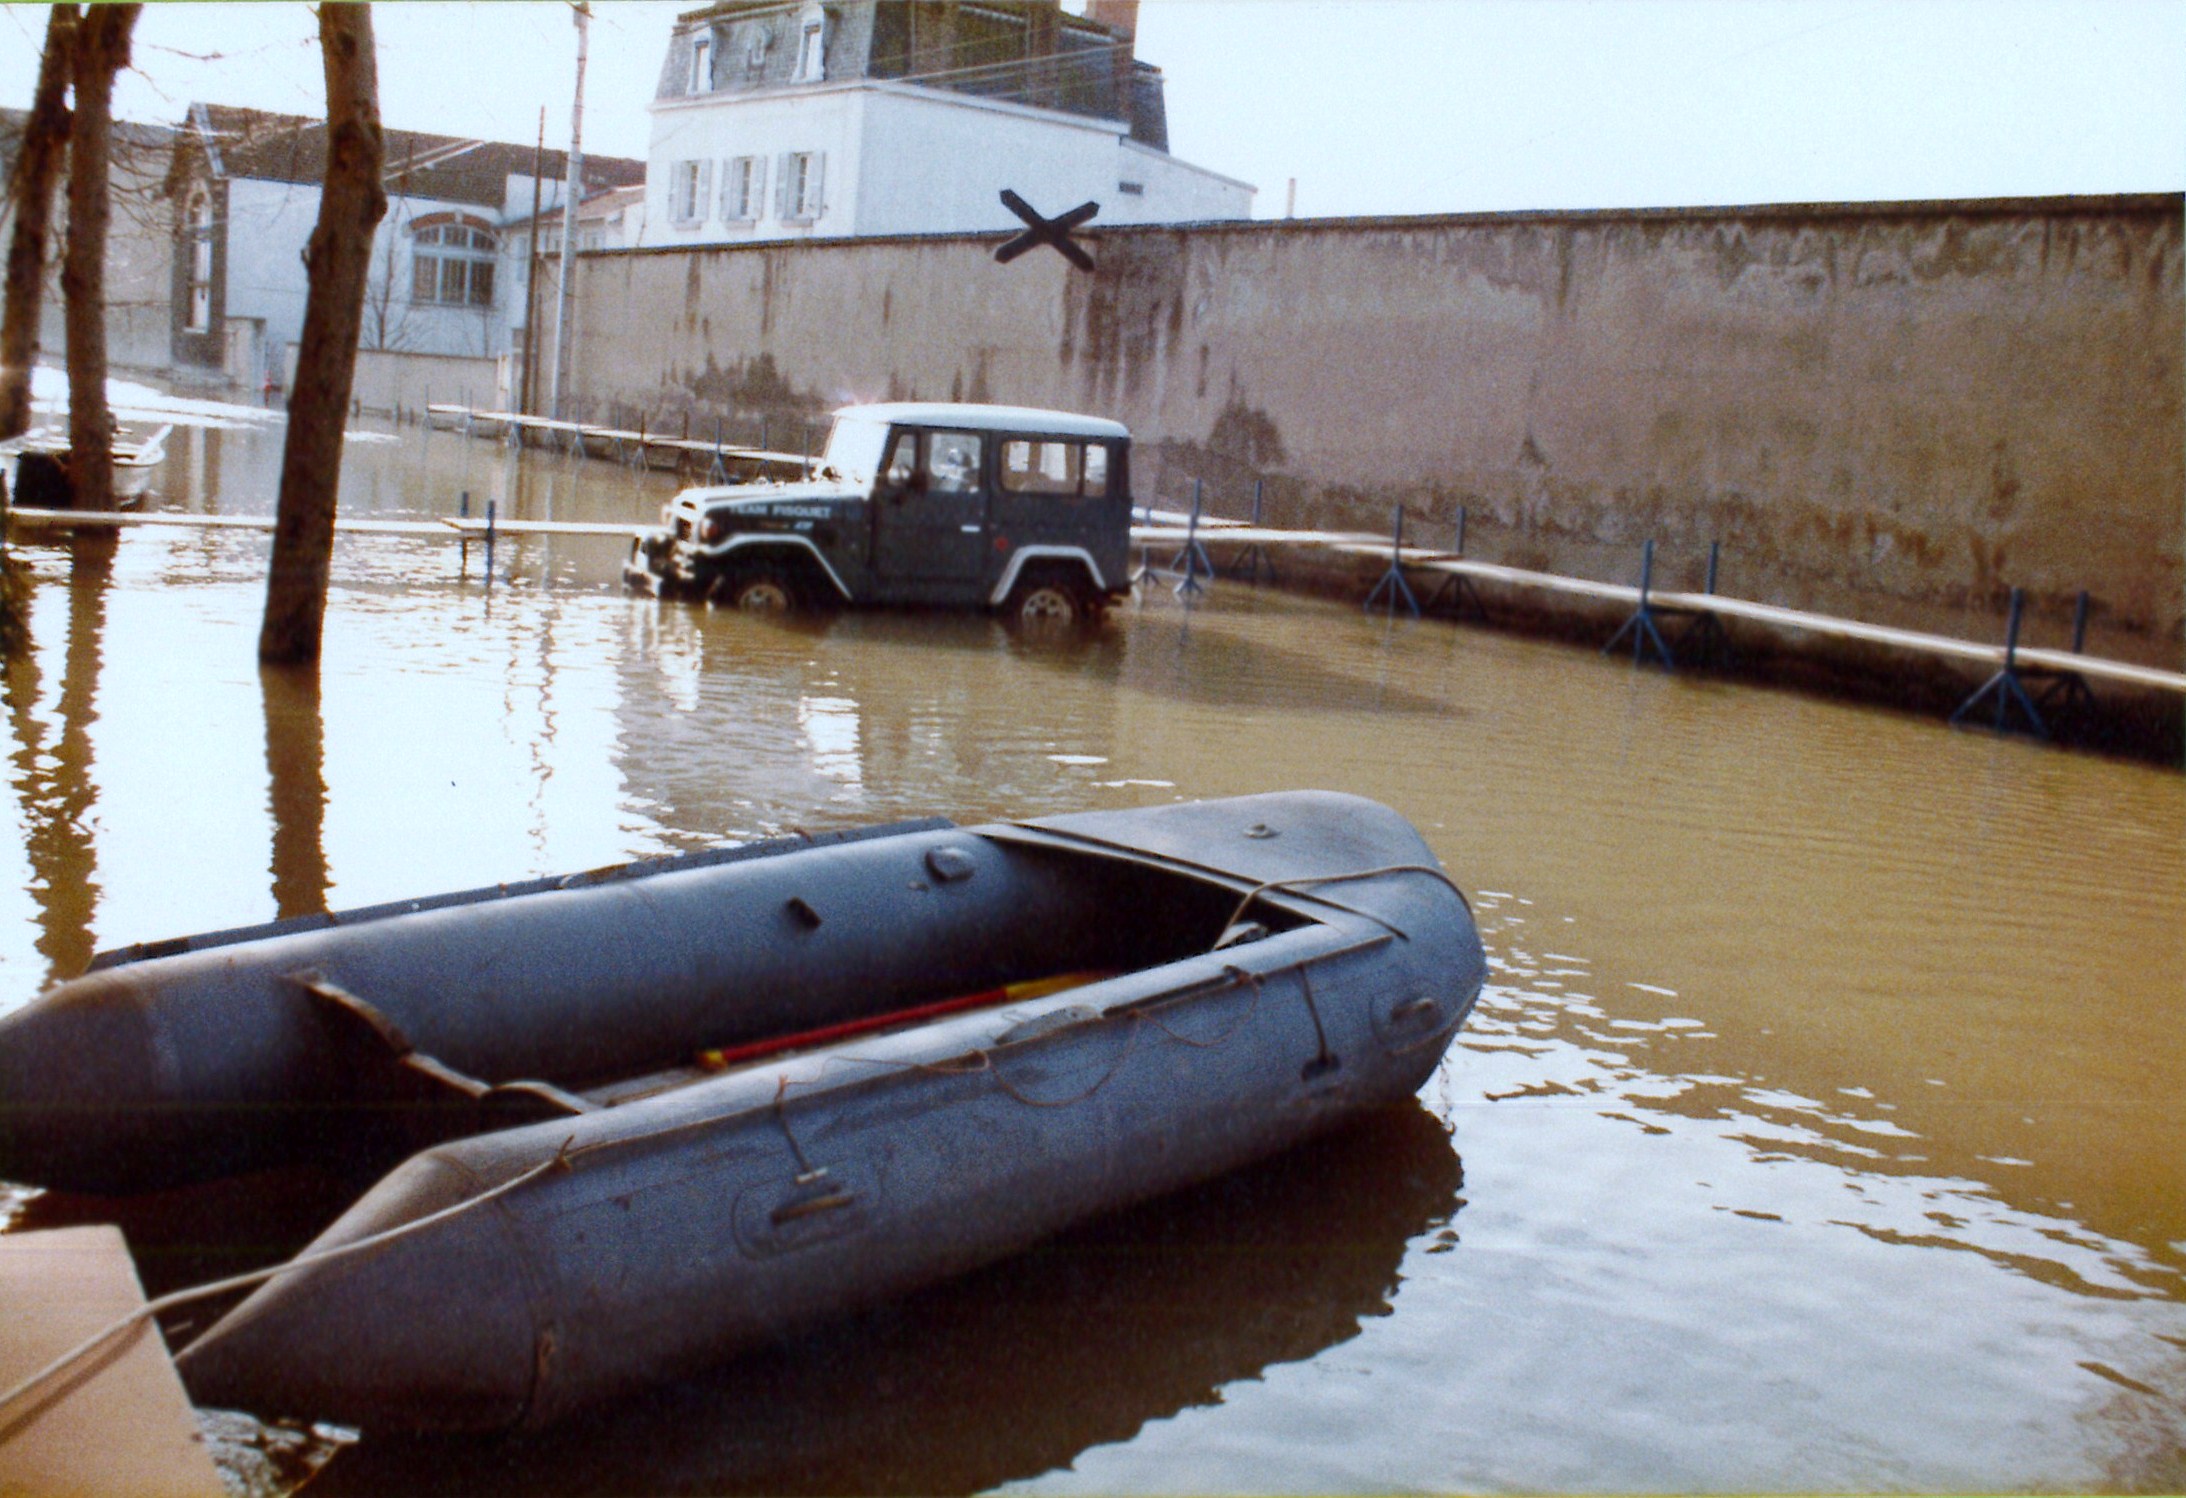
[882,430,917,489]
[1000,439,1110,498]
[925,431,983,495]
[1000,439,1079,495]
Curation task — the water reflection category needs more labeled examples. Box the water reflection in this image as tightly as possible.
[2,559,107,981]
[313,1104,1461,1497]
[609,607,1146,841]
[260,665,329,920]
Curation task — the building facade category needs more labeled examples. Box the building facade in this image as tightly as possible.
[171,105,645,383]
[647,0,1252,246]
[0,110,178,376]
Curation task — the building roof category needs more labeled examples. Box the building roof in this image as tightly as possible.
[189,104,644,209]
[512,183,648,233]
[0,107,173,178]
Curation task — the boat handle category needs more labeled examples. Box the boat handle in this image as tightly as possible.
[1391,996,1438,1022]
[771,1190,857,1226]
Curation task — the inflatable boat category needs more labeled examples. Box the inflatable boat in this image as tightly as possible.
[0,792,1484,1431]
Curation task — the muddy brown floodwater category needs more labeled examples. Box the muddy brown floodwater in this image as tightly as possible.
[2,421,2182,1494]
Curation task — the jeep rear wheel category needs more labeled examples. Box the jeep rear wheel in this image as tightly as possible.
[1005,569,1095,631]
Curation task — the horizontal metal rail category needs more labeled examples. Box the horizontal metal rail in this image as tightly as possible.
[10,500,2178,698]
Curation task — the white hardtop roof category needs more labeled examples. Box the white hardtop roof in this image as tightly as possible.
[832,402,1129,440]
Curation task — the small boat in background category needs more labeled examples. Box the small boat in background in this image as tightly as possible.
[0,422,171,509]
[0,791,1485,1433]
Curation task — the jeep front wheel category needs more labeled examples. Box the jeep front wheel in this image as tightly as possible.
[713,567,801,614]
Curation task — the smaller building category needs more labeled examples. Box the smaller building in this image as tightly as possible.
[171,104,646,383]
[648,0,1253,246]
[516,183,651,262]
[0,110,177,376]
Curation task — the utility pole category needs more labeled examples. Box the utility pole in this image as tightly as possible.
[521,106,544,416]
[547,1,588,422]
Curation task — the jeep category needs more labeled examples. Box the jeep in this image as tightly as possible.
[625,402,1132,627]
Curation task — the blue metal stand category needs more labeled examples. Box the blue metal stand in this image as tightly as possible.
[1665,540,1733,669]
[708,417,730,484]
[1224,479,1279,585]
[1363,505,1422,620]
[1169,480,1214,598]
[1424,506,1489,623]
[1950,587,2049,737]
[1602,539,1677,668]
[2029,589,2097,718]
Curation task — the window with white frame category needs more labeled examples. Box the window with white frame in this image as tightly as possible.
[409,221,496,308]
[720,155,766,223]
[779,151,824,222]
[690,32,713,93]
[670,159,714,227]
[794,3,826,81]
[184,184,214,332]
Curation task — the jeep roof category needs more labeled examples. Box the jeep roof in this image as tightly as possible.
[831,402,1130,440]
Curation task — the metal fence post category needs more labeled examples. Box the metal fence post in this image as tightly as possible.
[1425,503,1487,622]
[1602,537,1676,667]
[1950,586,2049,737]
[1363,504,1421,619]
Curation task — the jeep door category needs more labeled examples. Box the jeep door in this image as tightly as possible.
[990,436,1130,591]
[870,428,991,599]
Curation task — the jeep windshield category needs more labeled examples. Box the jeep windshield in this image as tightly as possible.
[819,416,892,486]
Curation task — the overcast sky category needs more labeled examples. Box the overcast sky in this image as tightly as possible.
[2,0,2179,217]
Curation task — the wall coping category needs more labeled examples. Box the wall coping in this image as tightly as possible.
[591,191,2184,260]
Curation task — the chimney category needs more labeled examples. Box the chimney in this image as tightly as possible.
[1085,0,1138,126]
[1085,0,1137,40]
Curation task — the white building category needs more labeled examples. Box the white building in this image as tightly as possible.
[173,105,645,382]
[646,0,1252,246]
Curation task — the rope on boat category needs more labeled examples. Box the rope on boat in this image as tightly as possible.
[1295,964,1337,1075]
[1216,862,1474,941]
[1136,965,1266,1050]
[980,1009,1147,1108]
[0,1148,573,1445]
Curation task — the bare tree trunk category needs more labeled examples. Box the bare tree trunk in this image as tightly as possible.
[259,4,387,664]
[0,6,77,443]
[60,3,137,514]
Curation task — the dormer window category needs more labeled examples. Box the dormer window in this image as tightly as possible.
[689,32,712,93]
[744,27,772,78]
[794,2,826,82]
[184,184,214,332]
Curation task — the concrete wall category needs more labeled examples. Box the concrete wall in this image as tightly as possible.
[281,344,505,418]
[566,195,2184,656]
